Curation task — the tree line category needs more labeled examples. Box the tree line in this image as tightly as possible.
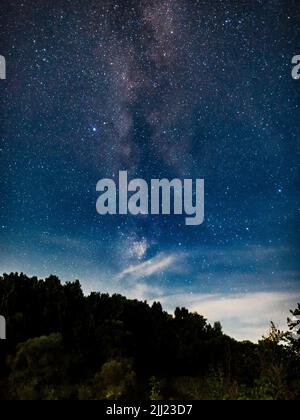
[0,272,299,400]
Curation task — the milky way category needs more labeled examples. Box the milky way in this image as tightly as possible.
[0,0,300,340]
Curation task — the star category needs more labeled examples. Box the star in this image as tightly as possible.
[0,0,299,342]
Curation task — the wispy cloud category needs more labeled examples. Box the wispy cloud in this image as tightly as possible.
[116,252,182,281]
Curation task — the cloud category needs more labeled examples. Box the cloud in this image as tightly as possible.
[116,252,181,281]
[124,282,164,302]
[157,291,299,342]
[99,264,299,342]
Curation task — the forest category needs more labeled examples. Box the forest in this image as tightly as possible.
[0,272,299,400]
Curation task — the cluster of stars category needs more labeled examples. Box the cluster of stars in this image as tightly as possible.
[0,0,299,304]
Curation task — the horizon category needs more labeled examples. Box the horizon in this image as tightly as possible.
[1,270,297,343]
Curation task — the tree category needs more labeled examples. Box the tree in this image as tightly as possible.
[149,376,164,400]
[262,322,287,345]
[1,273,299,400]
[287,304,300,354]
[79,358,138,400]
[7,333,71,400]
[255,323,290,400]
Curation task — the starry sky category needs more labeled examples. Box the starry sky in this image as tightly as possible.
[0,0,300,341]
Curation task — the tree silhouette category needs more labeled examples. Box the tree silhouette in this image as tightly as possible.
[0,273,299,400]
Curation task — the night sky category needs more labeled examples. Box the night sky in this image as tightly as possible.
[1,0,300,341]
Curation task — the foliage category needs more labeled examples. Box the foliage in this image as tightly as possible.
[287,304,300,354]
[7,333,73,400]
[0,273,299,400]
[149,376,164,400]
[78,358,137,400]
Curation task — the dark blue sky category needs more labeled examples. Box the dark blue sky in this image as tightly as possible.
[0,0,300,340]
